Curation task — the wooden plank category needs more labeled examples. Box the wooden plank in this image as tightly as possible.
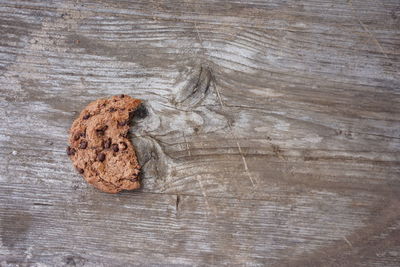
[0,0,399,265]
[1,183,398,266]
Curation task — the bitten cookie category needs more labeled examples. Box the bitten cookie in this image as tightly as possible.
[67,95,142,193]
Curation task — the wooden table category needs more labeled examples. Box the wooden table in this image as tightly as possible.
[1,0,399,266]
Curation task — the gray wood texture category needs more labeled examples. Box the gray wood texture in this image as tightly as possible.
[1,0,400,266]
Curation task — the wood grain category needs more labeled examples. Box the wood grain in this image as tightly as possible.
[1,0,399,266]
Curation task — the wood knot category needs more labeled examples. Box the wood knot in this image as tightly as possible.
[173,65,213,107]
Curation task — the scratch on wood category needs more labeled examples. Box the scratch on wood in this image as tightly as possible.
[193,21,209,59]
[182,132,191,157]
[195,175,217,216]
[214,83,225,107]
[214,84,256,187]
[236,140,256,187]
[343,236,353,248]
[194,21,204,46]
[358,20,389,60]
[349,0,389,60]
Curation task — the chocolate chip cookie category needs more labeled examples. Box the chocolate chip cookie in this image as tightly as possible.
[67,95,142,193]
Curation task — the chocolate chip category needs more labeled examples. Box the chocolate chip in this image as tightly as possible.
[79,140,88,149]
[104,138,111,149]
[83,114,90,120]
[97,153,105,162]
[112,144,119,152]
[77,168,84,174]
[118,120,128,126]
[130,177,139,182]
[74,133,81,141]
[120,142,128,150]
[66,146,76,156]
[96,125,108,136]
[120,94,125,98]
[120,131,129,138]
[81,130,86,138]
[109,107,117,112]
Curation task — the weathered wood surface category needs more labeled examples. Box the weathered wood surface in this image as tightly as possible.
[1,0,400,266]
